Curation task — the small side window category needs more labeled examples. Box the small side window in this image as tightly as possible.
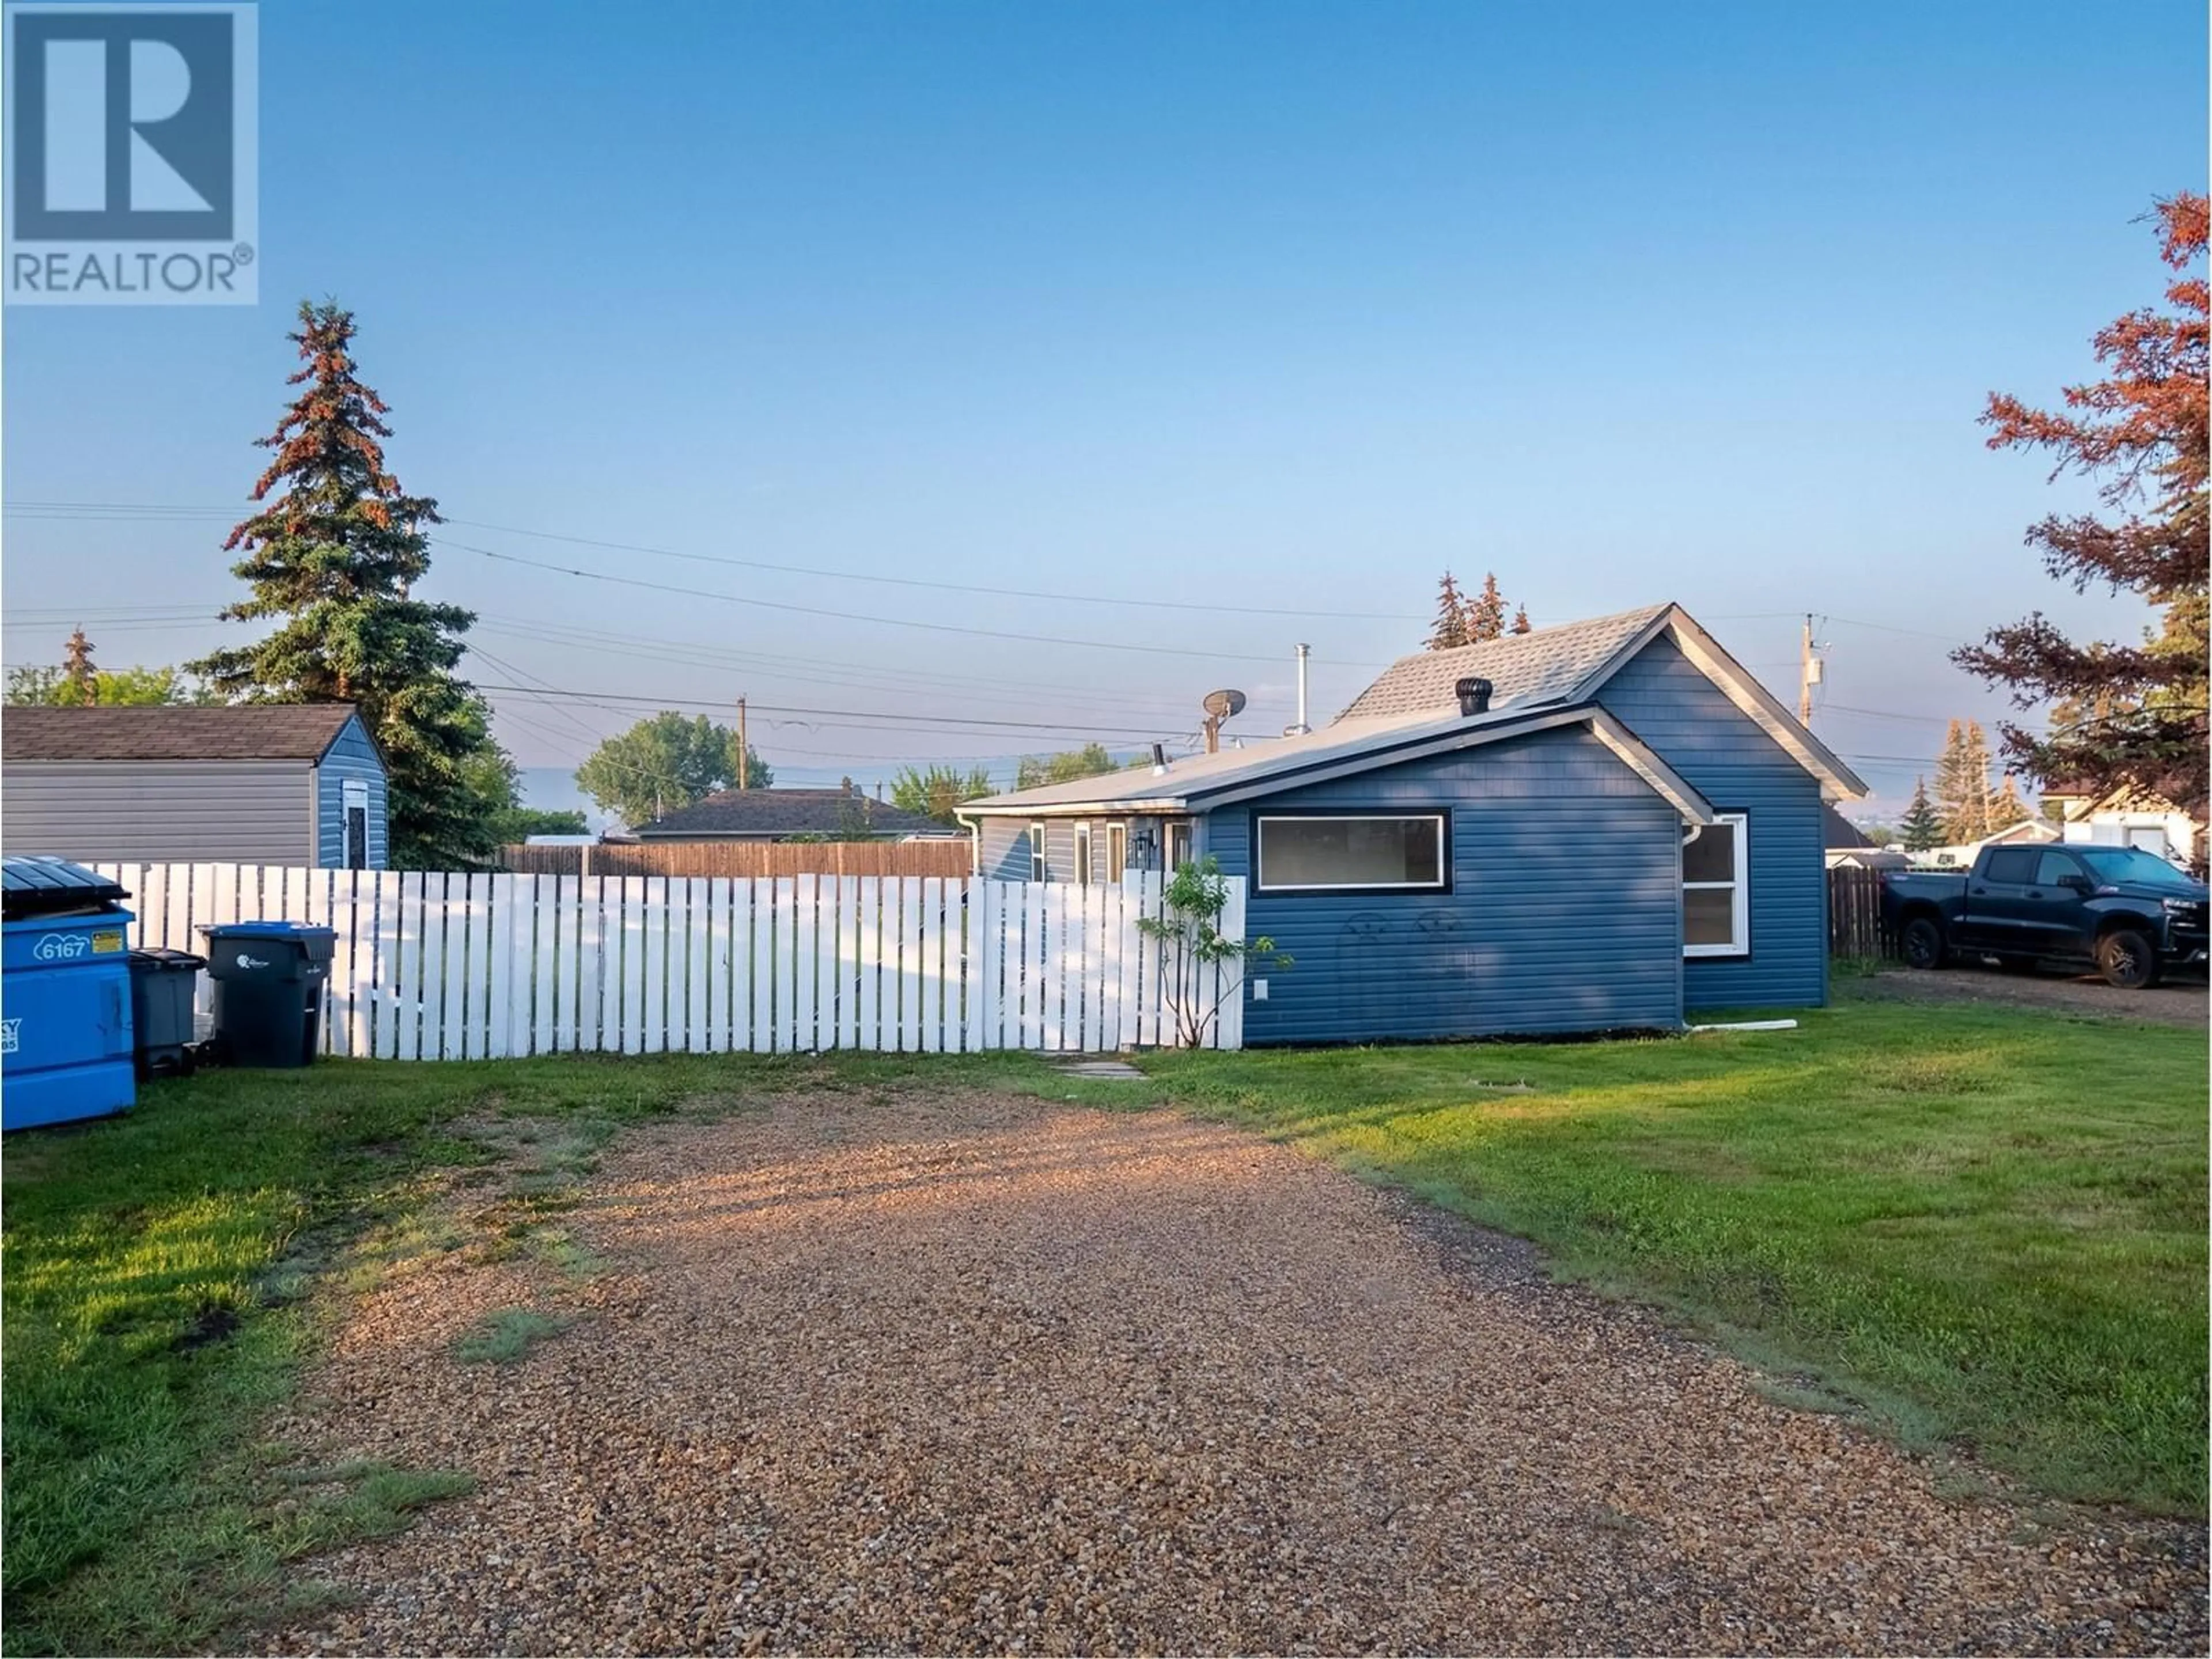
[342,778,371,870]
[1073,822,1093,885]
[1029,821,1046,882]
[1105,822,1128,883]
[1683,813,1749,957]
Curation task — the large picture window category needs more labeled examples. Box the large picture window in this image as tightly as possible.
[1255,814,1447,894]
[1683,812,1748,957]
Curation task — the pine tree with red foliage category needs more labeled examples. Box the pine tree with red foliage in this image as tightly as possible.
[1955,194,2208,840]
[191,301,503,867]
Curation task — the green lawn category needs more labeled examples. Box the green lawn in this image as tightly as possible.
[1135,993,2209,1514]
[3,990,2203,1652]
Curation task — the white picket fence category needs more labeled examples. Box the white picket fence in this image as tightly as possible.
[90,863,1247,1059]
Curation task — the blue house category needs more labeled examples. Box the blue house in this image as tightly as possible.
[959,604,1866,1041]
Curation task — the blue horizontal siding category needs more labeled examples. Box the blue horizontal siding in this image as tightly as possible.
[313,715,389,869]
[1209,726,1684,1043]
[1599,636,1827,1009]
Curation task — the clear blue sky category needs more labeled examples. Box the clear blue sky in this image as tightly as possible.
[5,0,2205,819]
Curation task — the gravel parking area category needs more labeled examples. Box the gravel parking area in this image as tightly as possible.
[283,1090,2205,1656]
[1853,965,2209,1027]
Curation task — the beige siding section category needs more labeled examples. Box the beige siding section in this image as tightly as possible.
[2,760,316,863]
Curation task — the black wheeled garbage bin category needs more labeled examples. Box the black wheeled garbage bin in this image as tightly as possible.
[127,947,206,1077]
[200,922,335,1068]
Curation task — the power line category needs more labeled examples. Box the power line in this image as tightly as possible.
[469,680,1183,740]
[0,600,1245,721]
[1820,704,1955,726]
[439,538,1381,668]
[468,615,1204,724]
[0,501,2002,646]
[441,517,1421,623]
[1,498,1422,622]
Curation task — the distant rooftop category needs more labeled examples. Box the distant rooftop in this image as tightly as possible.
[632,787,955,840]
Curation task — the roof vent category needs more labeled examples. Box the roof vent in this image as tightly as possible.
[1150,742,1169,777]
[1455,677,1495,717]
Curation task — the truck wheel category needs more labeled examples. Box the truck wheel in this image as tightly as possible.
[1902,917,1946,970]
[2096,928,2161,990]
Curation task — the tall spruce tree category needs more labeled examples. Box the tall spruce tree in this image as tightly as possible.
[191,301,502,868]
[1933,719,1974,842]
[1427,573,1470,650]
[1900,778,1944,851]
[1988,772,2033,832]
[1960,721,1998,841]
[1466,573,1510,643]
[1933,719,2003,842]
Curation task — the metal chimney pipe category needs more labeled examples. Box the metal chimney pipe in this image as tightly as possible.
[1292,643,1311,734]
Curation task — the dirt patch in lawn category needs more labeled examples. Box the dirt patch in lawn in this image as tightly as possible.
[1854,965,2208,1027]
[277,1090,2205,1656]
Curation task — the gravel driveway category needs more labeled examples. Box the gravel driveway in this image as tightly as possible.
[1853,965,2209,1028]
[283,1090,2205,1656]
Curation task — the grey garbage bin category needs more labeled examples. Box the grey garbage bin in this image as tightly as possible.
[127,947,205,1077]
[200,922,335,1068]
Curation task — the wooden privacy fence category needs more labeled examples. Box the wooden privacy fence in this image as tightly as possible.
[89,863,1245,1058]
[498,840,974,879]
[1828,866,1899,959]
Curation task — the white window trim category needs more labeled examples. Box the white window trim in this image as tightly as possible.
[1255,813,1449,895]
[341,778,370,869]
[1683,811,1749,958]
[1028,821,1046,882]
[1106,821,1128,884]
[1164,819,1193,873]
[1073,821,1093,885]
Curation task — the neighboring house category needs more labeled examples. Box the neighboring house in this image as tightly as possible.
[2040,781,2199,867]
[1823,806,1906,872]
[1918,817,2061,870]
[631,786,957,843]
[2,704,388,868]
[960,602,1866,1041]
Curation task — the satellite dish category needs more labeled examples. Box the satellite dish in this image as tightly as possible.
[1202,688,1247,721]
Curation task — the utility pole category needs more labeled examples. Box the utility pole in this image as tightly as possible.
[737,696,749,789]
[1797,614,1821,728]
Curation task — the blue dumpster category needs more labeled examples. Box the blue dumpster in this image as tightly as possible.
[2,856,137,1130]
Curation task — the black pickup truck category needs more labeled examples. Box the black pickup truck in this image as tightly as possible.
[1883,843,2209,988]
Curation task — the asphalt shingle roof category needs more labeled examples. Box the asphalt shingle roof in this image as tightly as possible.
[633,789,952,839]
[968,598,1866,813]
[964,702,1702,814]
[1336,604,1671,721]
[2,703,364,763]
